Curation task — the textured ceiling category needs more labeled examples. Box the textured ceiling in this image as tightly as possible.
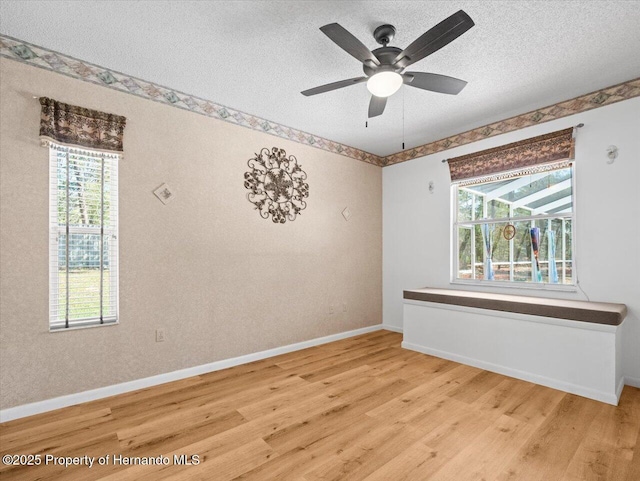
[1,1,639,157]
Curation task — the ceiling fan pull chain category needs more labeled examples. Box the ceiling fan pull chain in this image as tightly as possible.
[402,87,405,150]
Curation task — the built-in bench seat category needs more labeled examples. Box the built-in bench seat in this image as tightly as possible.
[403,288,626,326]
[401,287,627,405]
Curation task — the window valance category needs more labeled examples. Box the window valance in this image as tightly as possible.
[39,97,126,154]
[447,128,575,183]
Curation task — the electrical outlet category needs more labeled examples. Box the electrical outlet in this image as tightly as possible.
[156,328,166,342]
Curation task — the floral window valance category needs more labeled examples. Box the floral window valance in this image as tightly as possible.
[447,128,575,183]
[39,97,126,154]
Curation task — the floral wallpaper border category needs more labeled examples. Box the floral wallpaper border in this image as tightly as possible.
[383,77,640,166]
[1,34,639,168]
[0,34,383,166]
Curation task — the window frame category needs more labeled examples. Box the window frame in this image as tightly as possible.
[49,143,120,331]
[450,162,578,292]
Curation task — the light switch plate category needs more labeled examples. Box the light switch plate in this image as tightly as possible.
[153,183,174,204]
[156,328,166,342]
[342,207,352,221]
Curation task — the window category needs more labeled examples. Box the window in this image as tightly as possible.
[453,162,574,286]
[40,96,125,330]
[49,144,119,330]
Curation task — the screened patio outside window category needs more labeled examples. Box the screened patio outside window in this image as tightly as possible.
[453,162,574,286]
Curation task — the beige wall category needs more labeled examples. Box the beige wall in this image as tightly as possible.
[0,58,382,410]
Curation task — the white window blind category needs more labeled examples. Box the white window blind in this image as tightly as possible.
[49,144,119,330]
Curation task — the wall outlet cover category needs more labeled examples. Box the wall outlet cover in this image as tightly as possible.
[153,183,175,204]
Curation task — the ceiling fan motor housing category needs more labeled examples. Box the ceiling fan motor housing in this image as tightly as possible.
[363,46,404,76]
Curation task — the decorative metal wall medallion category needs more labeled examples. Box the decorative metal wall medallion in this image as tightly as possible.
[244,147,309,223]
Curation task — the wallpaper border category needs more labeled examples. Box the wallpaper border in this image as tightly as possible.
[383,77,640,166]
[0,34,383,166]
[1,34,639,168]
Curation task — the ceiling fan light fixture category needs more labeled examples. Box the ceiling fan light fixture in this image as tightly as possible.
[302,12,475,117]
[366,71,403,98]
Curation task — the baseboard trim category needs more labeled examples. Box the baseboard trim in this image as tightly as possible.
[616,376,626,399]
[625,375,640,388]
[0,324,384,423]
[401,341,620,406]
[382,324,403,333]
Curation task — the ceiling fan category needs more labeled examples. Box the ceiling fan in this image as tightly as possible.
[301,10,474,118]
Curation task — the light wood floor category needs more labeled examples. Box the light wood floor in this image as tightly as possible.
[1,330,639,480]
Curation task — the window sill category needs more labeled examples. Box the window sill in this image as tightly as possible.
[49,320,118,333]
[450,278,577,293]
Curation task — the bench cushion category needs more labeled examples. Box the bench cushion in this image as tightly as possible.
[403,288,627,326]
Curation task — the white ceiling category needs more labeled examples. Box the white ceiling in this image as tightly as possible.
[2,1,639,157]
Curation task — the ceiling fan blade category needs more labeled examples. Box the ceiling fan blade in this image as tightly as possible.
[403,72,467,94]
[320,23,380,66]
[393,10,474,69]
[368,95,387,118]
[301,76,367,96]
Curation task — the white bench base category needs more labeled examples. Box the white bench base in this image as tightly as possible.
[402,300,624,405]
